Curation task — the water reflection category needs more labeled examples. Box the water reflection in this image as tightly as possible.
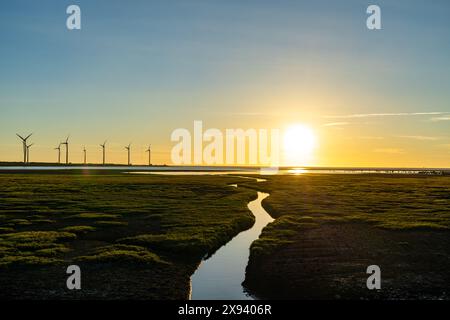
[190,192,273,300]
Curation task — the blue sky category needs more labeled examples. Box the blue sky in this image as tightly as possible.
[1,0,449,166]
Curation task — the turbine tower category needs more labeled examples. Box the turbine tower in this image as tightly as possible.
[16,133,32,164]
[100,140,107,165]
[61,135,69,164]
[145,145,151,166]
[125,143,131,166]
[83,146,87,165]
[26,143,33,164]
[54,143,61,164]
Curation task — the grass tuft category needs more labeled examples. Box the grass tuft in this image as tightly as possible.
[77,244,169,265]
[61,225,97,234]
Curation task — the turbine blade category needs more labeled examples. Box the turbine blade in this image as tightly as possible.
[16,134,24,140]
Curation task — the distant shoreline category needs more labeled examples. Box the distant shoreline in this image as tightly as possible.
[0,161,449,171]
[0,163,448,175]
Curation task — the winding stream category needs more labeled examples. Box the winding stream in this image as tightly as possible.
[190,191,273,300]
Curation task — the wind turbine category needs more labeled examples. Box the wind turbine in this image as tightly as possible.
[125,143,131,166]
[83,146,87,165]
[145,145,151,166]
[26,143,33,164]
[100,140,107,165]
[61,135,69,164]
[16,133,32,164]
[54,143,61,164]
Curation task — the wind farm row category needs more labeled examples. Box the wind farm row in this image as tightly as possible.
[15,133,152,166]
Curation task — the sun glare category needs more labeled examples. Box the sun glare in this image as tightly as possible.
[283,124,316,166]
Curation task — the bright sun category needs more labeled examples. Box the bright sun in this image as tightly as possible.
[283,124,316,166]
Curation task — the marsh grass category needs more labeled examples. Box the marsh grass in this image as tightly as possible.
[244,174,450,299]
[77,244,169,265]
[0,172,254,298]
[0,231,75,267]
[251,174,450,257]
[65,213,121,220]
[61,225,96,234]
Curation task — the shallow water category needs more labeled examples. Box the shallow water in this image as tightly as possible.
[190,191,273,300]
[1,165,447,175]
[0,166,253,172]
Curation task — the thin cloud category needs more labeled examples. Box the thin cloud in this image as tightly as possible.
[322,122,350,127]
[232,112,271,116]
[396,135,440,141]
[230,112,280,116]
[324,112,449,119]
[431,116,450,121]
[359,136,385,140]
[373,148,405,154]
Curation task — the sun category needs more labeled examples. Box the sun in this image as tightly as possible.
[283,124,316,166]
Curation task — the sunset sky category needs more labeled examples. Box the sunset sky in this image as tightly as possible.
[1,0,449,167]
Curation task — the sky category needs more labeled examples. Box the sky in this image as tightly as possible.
[0,0,449,167]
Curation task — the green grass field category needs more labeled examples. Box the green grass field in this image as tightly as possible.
[0,172,256,299]
[1,172,450,299]
[244,174,450,299]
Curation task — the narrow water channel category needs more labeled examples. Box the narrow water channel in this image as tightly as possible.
[190,191,273,300]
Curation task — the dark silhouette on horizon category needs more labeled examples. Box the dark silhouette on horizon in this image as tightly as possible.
[146,144,151,166]
[54,143,61,164]
[125,143,131,166]
[100,140,107,165]
[16,133,32,164]
[26,143,33,163]
[61,136,69,164]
